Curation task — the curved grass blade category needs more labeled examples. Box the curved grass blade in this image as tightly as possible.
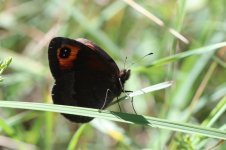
[147,42,226,68]
[0,101,225,140]
[67,124,88,150]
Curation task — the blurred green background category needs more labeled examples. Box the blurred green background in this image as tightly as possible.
[0,0,226,149]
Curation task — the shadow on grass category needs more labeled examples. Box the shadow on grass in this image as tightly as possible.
[110,111,151,126]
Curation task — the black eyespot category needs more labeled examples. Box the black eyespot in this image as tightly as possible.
[59,47,71,58]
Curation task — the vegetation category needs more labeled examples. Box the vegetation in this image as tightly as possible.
[0,0,226,149]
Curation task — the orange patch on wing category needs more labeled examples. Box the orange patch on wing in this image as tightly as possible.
[57,45,79,70]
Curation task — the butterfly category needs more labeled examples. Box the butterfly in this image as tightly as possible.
[48,37,130,123]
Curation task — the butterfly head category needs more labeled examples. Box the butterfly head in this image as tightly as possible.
[119,69,130,85]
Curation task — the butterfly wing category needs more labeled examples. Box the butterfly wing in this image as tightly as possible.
[48,37,123,123]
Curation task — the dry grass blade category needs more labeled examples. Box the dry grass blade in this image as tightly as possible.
[122,0,189,44]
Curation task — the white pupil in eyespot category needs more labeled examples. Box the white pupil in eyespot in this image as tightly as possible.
[59,47,71,58]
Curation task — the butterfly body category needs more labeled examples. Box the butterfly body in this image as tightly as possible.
[48,37,130,123]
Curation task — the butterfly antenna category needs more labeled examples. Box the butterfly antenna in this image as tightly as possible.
[127,52,153,69]
[123,56,128,70]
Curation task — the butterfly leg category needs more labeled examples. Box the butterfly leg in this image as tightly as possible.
[131,96,137,114]
[118,78,137,114]
[100,88,111,110]
[116,97,122,112]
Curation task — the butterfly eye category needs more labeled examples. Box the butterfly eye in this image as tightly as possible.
[59,47,71,58]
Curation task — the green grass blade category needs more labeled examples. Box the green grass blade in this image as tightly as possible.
[0,57,12,82]
[147,42,226,67]
[202,96,226,127]
[0,101,225,140]
[67,124,88,150]
[0,118,15,136]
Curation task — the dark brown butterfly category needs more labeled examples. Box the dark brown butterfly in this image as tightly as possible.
[48,37,130,123]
